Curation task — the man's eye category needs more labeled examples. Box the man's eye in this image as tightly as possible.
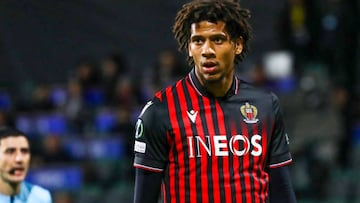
[214,38,223,44]
[193,38,203,44]
[21,149,30,154]
[5,149,15,154]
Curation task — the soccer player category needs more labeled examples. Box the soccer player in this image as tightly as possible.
[133,0,297,202]
[0,127,52,203]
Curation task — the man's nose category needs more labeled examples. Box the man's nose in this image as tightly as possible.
[201,41,215,57]
[15,153,24,162]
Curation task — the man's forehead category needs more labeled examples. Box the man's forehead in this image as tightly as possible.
[0,136,29,148]
[190,21,228,36]
[191,21,226,30]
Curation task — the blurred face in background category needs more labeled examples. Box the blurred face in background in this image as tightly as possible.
[0,136,30,185]
[101,58,118,77]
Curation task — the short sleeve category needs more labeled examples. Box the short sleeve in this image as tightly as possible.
[268,93,292,168]
[133,100,169,172]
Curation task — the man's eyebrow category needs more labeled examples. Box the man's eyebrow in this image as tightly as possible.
[4,147,15,151]
[190,33,227,39]
[4,146,29,150]
[210,34,228,39]
[190,35,203,39]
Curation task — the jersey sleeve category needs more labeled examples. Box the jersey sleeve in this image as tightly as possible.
[267,93,292,168]
[133,99,169,172]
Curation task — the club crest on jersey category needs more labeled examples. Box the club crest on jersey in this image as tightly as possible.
[240,102,259,124]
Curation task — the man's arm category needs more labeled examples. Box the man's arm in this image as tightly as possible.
[133,168,162,203]
[269,166,297,203]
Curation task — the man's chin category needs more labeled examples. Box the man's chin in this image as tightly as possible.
[203,74,222,84]
[7,176,26,184]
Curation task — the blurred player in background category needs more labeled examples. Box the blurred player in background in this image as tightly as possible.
[0,127,52,203]
[133,0,297,202]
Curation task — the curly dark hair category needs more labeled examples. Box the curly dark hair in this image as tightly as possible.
[173,0,253,67]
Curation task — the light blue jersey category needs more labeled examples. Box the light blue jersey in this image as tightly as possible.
[0,181,52,203]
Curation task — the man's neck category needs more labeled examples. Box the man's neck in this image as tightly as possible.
[204,81,232,97]
[0,181,21,196]
[201,75,234,97]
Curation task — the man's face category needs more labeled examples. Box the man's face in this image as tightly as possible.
[0,136,30,185]
[188,21,243,85]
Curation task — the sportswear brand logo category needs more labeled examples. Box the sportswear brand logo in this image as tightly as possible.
[187,110,198,123]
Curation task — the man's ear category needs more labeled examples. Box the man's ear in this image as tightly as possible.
[235,37,243,55]
[188,45,193,57]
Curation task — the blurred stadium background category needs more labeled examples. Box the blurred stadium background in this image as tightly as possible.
[0,0,359,202]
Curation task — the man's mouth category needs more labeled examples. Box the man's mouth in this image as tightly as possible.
[9,168,25,176]
[202,61,217,68]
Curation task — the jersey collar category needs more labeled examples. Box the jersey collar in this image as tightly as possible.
[188,68,239,98]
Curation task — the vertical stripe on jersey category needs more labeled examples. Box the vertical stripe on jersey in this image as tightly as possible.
[230,120,241,203]
[251,122,262,203]
[214,101,232,203]
[203,98,220,203]
[259,119,269,202]
[186,79,210,203]
[232,118,247,203]
[245,122,256,203]
[210,100,225,202]
[177,80,196,203]
[241,121,252,203]
[165,85,184,203]
[162,183,167,203]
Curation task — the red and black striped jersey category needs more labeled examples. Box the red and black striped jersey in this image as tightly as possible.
[134,69,292,203]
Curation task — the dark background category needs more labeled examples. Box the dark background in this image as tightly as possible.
[0,0,286,84]
[0,1,359,202]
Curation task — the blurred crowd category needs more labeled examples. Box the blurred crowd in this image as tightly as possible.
[0,0,358,202]
[0,48,188,203]
[249,0,360,202]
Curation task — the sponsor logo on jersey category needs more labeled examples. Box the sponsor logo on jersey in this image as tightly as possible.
[240,102,259,124]
[187,134,262,158]
[135,119,144,138]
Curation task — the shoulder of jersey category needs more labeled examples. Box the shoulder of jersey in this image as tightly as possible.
[29,185,52,203]
[141,79,189,118]
[138,97,163,118]
[239,80,273,96]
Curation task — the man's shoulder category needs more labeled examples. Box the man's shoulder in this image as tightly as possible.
[149,77,188,106]
[154,77,187,98]
[28,183,51,196]
[23,182,52,203]
[239,80,275,98]
[0,192,9,201]
[140,77,187,119]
